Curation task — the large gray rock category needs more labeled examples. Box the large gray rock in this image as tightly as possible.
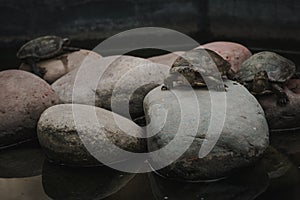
[20,50,102,84]
[144,80,269,181]
[52,55,169,119]
[0,70,59,149]
[37,104,146,166]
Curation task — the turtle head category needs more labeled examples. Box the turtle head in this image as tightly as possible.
[254,70,269,81]
[62,38,71,46]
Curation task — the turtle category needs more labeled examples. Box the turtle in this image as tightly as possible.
[17,35,80,77]
[233,51,296,106]
[161,48,232,91]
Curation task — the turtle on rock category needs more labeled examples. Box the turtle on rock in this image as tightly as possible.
[17,36,80,77]
[161,48,232,91]
[233,51,296,106]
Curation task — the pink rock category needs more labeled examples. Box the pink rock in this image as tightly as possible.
[257,79,300,130]
[0,70,60,148]
[198,41,252,73]
[19,49,102,84]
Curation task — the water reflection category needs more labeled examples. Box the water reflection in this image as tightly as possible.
[0,142,45,178]
[256,147,300,200]
[42,161,136,200]
[149,165,269,200]
[0,142,50,200]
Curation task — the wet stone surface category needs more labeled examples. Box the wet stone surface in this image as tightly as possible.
[37,104,146,167]
[144,80,269,181]
[52,55,169,119]
[19,49,102,84]
[0,70,59,149]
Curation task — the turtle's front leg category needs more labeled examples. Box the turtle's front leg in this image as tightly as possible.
[271,83,289,106]
[161,75,176,90]
[26,58,45,78]
[63,46,80,52]
[205,76,227,91]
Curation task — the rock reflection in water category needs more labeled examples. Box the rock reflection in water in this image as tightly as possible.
[0,143,49,200]
[149,166,269,200]
[256,147,300,200]
[0,142,45,178]
[42,161,136,200]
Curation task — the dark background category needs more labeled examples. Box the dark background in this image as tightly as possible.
[0,0,300,69]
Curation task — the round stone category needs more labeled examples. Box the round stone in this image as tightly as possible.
[37,104,146,166]
[19,49,102,83]
[144,80,269,181]
[0,70,59,149]
[52,55,169,119]
[198,41,252,73]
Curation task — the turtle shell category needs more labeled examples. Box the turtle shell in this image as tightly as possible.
[17,36,64,60]
[235,51,296,83]
[170,48,231,76]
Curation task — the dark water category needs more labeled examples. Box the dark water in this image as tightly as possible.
[0,133,299,200]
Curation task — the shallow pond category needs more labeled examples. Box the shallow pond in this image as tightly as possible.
[0,132,299,200]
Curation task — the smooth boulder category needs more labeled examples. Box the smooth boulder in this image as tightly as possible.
[37,104,146,166]
[20,49,102,83]
[52,55,169,119]
[144,80,269,181]
[198,41,252,73]
[0,70,59,148]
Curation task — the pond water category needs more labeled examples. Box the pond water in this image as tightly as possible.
[0,132,299,200]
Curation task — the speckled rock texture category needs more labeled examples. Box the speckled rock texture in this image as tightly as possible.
[0,70,59,149]
[198,41,252,73]
[144,80,269,181]
[52,55,169,119]
[37,104,146,166]
[19,49,102,84]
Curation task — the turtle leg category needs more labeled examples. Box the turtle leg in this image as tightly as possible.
[26,58,45,78]
[271,83,289,106]
[226,68,235,80]
[161,75,176,90]
[292,72,300,79]
[205,76,227,91]
[63,46,80,52]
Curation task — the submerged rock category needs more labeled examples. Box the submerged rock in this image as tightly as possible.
[149,165,268,200]
[0,142,45,178]
[144,80,269,181]
[19,49,102,84]
[52,55,169,119]
[0,70,59,149]
[42,161,135,200]
[37,104,146,166]
[257,79,300,130]
[198,41,252,73]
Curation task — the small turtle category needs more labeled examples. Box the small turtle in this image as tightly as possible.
[234,51,296,106]
[161,48,232,91]
[17,36,80,77]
